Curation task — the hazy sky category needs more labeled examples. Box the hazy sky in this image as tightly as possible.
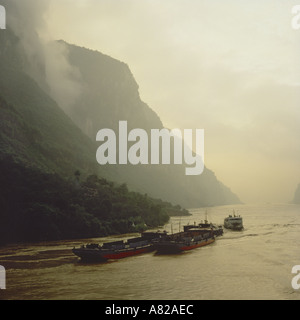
[17,0,300,203]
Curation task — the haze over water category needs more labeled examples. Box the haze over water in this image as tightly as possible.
[4,0,300,204]
[1,203,300,300]
[1,0,300,303]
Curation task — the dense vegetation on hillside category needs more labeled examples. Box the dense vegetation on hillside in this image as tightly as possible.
[0,156,190,244]
[0,31,186,245]
[0,29,241,209]
[0,28,239,244]
[61,42,241,208]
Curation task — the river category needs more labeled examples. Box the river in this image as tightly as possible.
[1,203,300,300]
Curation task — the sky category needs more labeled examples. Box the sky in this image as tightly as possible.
[7,0,300,204]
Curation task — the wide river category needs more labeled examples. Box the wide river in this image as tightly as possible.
[1,203,300,300]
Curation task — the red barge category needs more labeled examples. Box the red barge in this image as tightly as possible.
[72,232,166,262]
[154,227,216,254]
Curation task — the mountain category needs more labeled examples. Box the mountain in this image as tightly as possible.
[53,41,241,208]
[0,29,187,244]
[61,41,163,136]
[0,30,102,178]
[0,29,240,208]
[293,184,300,204]
[0,28,240,244]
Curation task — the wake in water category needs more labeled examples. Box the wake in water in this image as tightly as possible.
[1,204,300,300]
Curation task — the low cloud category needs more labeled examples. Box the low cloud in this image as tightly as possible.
[3,0,82,111]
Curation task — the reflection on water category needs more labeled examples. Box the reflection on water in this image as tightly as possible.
[1,204,300,300]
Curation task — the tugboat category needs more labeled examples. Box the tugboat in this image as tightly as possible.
[72,233,165,262]
[224,211,243,231]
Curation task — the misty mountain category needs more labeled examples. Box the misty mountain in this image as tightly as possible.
[56,41,241,208]
[0,27,239,207]
[293,184,300,204]
[0,30,101,178]
[0,28,240,210]
[0,29,184,243]
[0,27,242,244]
[61,41,163,136]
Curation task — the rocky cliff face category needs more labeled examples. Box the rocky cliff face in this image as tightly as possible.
[55,42,241,207]
[0,29,240,208]
[0,30,102,178]
[60,42,163,137]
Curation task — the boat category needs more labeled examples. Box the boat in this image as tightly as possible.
[183,216,223,237]
[183,223,223,237]
[154,228,215,254]
[72,234,160,262]
[224,211,243,231]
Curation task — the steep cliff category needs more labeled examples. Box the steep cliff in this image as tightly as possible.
[0,29,240,209]
[0,30,175,243]
[59,42,241,207]
[0,30,101,178]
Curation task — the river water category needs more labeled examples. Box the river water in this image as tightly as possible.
[0,203,300,300]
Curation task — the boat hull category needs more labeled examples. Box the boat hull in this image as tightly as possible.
[224,213,243,231]
[224,220,243,231]
[72,248,108,262]
[224,225,244,231]
[102,245,154,260]
[72,244,154,262]
[184,224,223,237]
[155,237,215,255]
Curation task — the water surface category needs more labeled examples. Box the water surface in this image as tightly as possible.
[1,203,300,300]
